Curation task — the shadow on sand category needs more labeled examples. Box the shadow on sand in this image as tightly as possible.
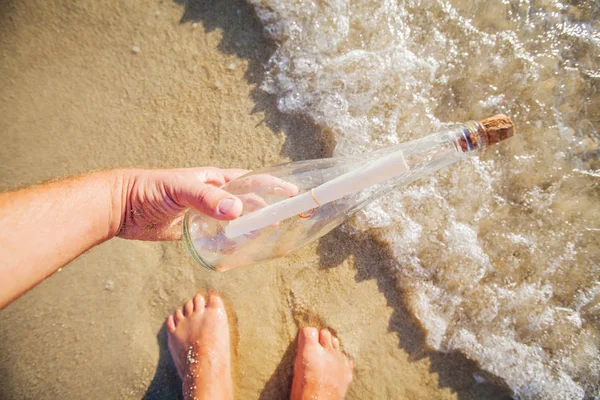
[144,0,514,398]
[143,325,181,400]
[175,0,333,163]
[316,229,513,400]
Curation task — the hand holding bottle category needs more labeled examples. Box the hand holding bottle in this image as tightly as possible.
[110,167,247,241]
[0,166,297,307]
[112,168,299,241]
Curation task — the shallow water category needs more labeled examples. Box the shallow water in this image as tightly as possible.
[247,0,600,398]
[1,0,598,399]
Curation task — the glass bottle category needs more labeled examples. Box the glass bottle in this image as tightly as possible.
[183,115,514,271]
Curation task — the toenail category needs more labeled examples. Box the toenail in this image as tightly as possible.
[303,327,318,338]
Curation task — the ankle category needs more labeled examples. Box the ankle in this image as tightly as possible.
[180,356,233,400]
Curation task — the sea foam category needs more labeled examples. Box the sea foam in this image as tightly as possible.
[248,0,600,398]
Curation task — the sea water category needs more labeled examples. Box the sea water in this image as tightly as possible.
[246,0,600,398]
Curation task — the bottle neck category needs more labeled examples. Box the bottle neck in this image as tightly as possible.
[327,121,500,217]
[453,120,489,153]
[378,122,488,192]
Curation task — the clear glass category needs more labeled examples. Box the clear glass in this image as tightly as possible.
[184,123,479,271]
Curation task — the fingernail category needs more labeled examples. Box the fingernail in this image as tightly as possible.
[218,198,236,215]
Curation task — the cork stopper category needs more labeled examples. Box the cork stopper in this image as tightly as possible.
[457,114,515,152]
[479,114,515,145]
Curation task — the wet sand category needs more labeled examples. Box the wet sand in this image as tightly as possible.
[0,0,511,399]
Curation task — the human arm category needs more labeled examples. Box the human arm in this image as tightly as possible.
[0,167,246,309]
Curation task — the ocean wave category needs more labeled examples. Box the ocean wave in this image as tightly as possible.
[248,0,600,398]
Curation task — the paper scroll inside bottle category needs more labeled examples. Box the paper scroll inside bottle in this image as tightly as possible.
[224,151,410,238]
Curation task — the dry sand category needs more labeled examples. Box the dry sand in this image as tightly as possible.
[0,0,511,399]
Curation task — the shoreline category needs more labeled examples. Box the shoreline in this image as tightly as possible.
[0,0,511,399]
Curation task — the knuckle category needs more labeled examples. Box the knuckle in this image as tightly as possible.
[196,185,216,204]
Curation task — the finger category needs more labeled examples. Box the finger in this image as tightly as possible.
[227,174,299,197]
[249,175,299,196]
[183,168,248,186]
[237,193,281,233]
[193,168,227,187]
[175,182,243,220]
[237,193,268,214]
[220,168,250,182]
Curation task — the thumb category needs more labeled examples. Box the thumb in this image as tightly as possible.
[173,181,243,221]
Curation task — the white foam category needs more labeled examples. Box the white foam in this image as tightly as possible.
[248,0,600,397]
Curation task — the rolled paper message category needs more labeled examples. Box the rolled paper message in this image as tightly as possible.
[224,150,409,238]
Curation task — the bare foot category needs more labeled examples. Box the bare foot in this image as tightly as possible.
[291,327,354,400]
[166,292,233,400]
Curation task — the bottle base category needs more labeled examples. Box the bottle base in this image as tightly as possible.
[182,211,217,271]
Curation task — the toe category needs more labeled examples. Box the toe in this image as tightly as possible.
[332,336,340,350]
[319,329,333,349]
[193,292,206,312]
[175,309,185,323]
[298,327,319,347]
[206,292,225,309]
[184,300,194,316]
[166,315,176,333]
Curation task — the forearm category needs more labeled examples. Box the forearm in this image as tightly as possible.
[0,170,124,308]
[0,166,249,309]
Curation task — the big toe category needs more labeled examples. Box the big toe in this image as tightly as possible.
[205,292,229,327]
[298,327,319,349]
[207,292,226,309]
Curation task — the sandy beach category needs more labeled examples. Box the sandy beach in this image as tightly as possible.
[0,0,511,398]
